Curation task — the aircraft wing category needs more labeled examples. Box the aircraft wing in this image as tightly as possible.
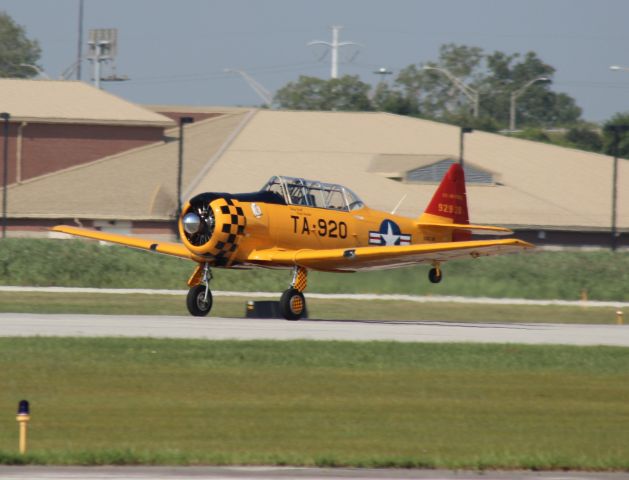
[51,226,194,260]
[246,238,534,272]
[417,223,514,236]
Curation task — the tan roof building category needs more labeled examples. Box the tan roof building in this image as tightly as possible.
[0,79,176,186]
[0,79,173,127]
[3,108,627,247]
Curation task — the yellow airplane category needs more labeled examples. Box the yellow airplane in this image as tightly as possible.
[53,164,533,320]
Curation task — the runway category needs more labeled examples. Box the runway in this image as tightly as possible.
[0,313,628,346]
[0,466,626,480]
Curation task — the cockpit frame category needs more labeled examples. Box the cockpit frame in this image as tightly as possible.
[262,176,364,211]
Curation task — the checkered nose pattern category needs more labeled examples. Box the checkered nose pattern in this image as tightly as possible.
[208,198,247,267]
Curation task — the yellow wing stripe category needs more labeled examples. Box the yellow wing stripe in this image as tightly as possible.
[52,226,194,260]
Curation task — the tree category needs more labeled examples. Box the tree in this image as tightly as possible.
[371,82,418,115]
[274,75,372,111]
[396,44,484,119]
[0,11,42,78]
[603,113,629,159]
[393,44,582,130]
[564,125,603,153]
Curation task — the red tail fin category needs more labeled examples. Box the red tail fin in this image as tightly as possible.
[418,163,470,240]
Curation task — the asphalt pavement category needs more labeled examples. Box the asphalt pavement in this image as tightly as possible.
[0,313,628,346]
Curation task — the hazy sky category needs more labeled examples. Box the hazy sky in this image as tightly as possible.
[3,0,628,122]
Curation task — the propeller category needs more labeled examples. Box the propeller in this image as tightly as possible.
[182,203,214,246]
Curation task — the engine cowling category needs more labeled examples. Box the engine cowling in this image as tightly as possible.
[179,196,247,266]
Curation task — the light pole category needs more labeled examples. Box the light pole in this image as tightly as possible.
[509,76,550,131]
[608,125,629,251]
[224,69,273,107]
[610,65,629,72]
[18,64,50,79]
[459,127,473,168]
[423,66,479,117]
[176,116,195,226]
[1,112,10,239]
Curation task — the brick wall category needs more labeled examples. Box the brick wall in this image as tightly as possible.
[0,122,164,185]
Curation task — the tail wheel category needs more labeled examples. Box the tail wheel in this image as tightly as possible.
[428,267,442,284]
[280,288,306,321]
[187,284,213,316]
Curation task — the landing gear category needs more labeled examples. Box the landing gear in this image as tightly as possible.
[186,263,213,316]
[428,263,442,284]
[187,284,213,316]
[280,288,306,321]
[280,266,308,320]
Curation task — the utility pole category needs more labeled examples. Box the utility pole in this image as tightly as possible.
[608,125,629,251]
[459,127,473,168]
[77,0,84,80]
[177,117,195,226]
[308,25,360,79]
[1,112,10,239]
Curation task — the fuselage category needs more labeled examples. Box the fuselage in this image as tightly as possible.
[179,175,457,270]
[225,200,453,268]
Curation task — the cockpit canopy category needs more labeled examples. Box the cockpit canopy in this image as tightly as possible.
[262,176,364,211]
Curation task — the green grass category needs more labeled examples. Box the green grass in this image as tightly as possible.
[0,338,628,469]
[1,239,629,301]
[0,291,622,323]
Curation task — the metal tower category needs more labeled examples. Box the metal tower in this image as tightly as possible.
[308,25,360,79]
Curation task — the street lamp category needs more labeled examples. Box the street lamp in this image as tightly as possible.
[610,65,629,72]
[1,112,10,239]
[176,116,195,226]
[423,66,479,117]
[607,125,629,251]
[459,127,473,168]
[509,76,550,131]
[18,64,50,79]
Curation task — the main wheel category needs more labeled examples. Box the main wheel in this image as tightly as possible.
[428,267,442,284]
[279,288,306,321]
[186,284,213,316]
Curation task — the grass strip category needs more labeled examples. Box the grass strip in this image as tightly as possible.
[2,239,629,301]
[0,291,622,323]
[0,338,628,470]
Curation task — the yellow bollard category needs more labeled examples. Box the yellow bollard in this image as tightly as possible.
[16,400,30,454]
[617,310,624,325]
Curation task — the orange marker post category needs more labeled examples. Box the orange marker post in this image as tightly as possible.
[16,400,30,454]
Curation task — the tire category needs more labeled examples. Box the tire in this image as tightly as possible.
[186,284,213,316]
[428,267,442,284]
[279,288,306,321]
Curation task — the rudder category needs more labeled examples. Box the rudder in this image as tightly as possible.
[417,163,470,241]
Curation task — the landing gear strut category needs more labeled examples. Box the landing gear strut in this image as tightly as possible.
[280,266,308,320]
[428,263,442,284]
[187,263,213,316]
